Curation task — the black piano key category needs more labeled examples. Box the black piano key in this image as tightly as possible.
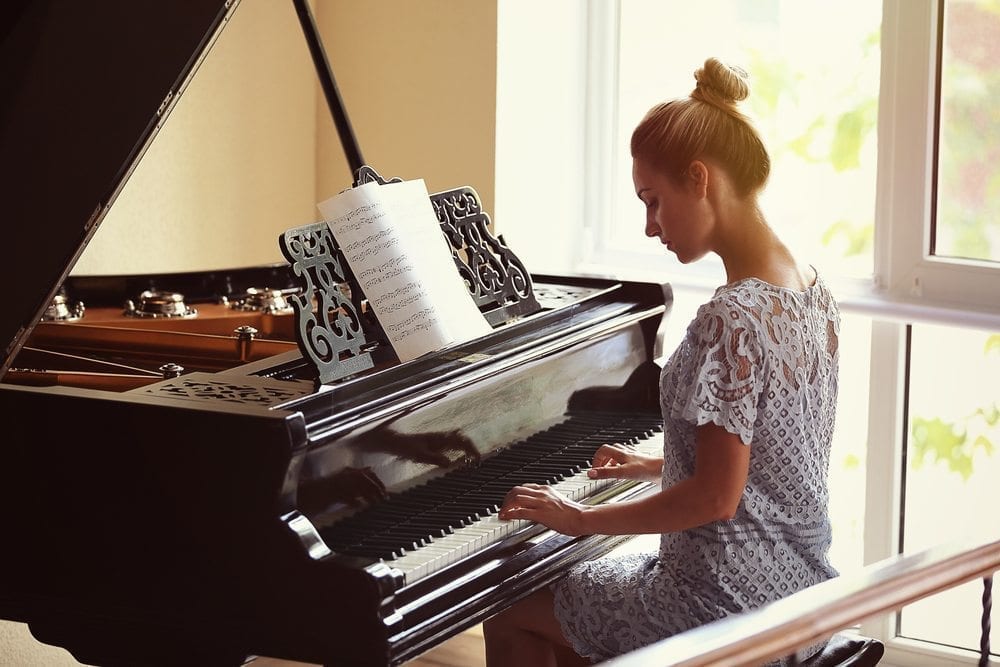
[318,412,664,559]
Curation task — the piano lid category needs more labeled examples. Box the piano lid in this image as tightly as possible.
[0,0,237,375]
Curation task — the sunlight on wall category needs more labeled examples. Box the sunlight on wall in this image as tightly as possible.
[73,0,316,276]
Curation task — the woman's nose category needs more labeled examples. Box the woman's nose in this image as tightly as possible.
[645,219,659,238]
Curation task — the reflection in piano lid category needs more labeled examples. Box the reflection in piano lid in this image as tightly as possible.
[0,2,675,667]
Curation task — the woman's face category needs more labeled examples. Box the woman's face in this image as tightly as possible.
[632,158,713,264]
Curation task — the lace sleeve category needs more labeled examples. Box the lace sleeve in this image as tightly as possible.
[666,296,765,445]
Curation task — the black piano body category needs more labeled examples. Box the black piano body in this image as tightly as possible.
[0,2,673,666]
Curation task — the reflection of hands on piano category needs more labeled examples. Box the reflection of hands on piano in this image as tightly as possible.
[497,483,588,537]
[372,428,480,467]
[587,443,664,483]
[299,466,388,512]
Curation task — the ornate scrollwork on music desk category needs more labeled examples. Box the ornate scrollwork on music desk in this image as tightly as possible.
[353,165,541,327]
[278,222,374,385]
[431,186,541,326]
[354,165,402,187]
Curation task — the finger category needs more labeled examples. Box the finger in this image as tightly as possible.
[501,492,531,509]
[503,485,541,503]
[498,504,535,520]
[502,487,548,508]
[588,465,616,479]
[592,444,626,464]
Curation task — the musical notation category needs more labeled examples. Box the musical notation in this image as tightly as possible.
[318,179,491,362]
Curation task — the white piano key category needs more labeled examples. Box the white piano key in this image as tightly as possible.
[386,432,662,584]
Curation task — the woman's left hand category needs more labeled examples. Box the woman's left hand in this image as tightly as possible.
[497,483,588,536]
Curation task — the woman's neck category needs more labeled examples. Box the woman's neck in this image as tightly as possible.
[714,206,810,290]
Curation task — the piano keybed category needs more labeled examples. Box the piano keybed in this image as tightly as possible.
[319,411,663,584]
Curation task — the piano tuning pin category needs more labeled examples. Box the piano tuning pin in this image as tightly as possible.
[227,287,294,314]
[41,294,84,321]
[234,325,259,362]
[159,363,184,379]
[123,290,197,319]
[234,325,258,341]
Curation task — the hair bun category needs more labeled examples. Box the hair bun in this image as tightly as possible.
[692,57,749,108]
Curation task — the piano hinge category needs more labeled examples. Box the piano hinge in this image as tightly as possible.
[156,91,175,117]
[83,203,103,233]
[3,325,26,370]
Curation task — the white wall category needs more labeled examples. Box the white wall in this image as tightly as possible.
[495,0,589,277]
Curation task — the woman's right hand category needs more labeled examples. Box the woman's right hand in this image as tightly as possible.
[587,443,663,482]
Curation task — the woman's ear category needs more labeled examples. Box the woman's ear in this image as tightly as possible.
[686,160,709,198]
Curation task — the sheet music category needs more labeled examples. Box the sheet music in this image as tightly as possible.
[318,179,492,363]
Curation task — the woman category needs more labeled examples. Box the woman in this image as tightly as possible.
[484,57,841,666]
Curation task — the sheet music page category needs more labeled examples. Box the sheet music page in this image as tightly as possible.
[318,179,492,363]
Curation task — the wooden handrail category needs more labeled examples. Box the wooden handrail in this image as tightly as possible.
[602,537,1000,666]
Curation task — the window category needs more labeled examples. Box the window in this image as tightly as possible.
[494,0,1000,662]
[900,324,999,652]
[879,0,1000,313]
[592,0,883,578]
[934,0,1000,264]
[589,0,1000,662]
[603,0,880,284]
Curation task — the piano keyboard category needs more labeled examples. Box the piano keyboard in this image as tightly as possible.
[318,412,663,584]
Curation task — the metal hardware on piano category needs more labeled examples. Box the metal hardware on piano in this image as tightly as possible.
[0,1,673,666]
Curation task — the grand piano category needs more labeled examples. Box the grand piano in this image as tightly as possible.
[0,2,672,665]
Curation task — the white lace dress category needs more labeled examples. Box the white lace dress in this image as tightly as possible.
[552,275,841,663]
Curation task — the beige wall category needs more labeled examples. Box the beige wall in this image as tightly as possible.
[315,1,497,215]
[0,623,79,666]
[73,0,318,276]
[72,0,498,278]
[3,0,497,663]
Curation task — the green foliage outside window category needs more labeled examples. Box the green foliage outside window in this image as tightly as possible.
[910,334,999,480]
[937,0,1000,262]
[743,31,879,265]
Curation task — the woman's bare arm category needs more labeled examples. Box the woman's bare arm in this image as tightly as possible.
[498,422,750,536]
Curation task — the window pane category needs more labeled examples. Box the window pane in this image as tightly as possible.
[934,0,1000,263]
[900,323,1000,653]
[827,313,870,574]
[612,0,880,280]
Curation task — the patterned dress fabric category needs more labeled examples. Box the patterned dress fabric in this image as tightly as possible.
[553,274,841,663]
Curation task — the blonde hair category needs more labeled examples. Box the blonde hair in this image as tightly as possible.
[630,58,770,197]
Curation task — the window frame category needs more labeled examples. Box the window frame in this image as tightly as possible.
[877,0,1000,320]
[864,7,998,663]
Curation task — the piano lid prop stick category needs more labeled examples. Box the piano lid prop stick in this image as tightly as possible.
[291,0,366,175]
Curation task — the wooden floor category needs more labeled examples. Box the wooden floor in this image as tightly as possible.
[248,624,485,667]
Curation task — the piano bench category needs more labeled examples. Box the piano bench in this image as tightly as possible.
[799,632,885,666]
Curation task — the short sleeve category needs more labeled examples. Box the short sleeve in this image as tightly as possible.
[666,296,765,445]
